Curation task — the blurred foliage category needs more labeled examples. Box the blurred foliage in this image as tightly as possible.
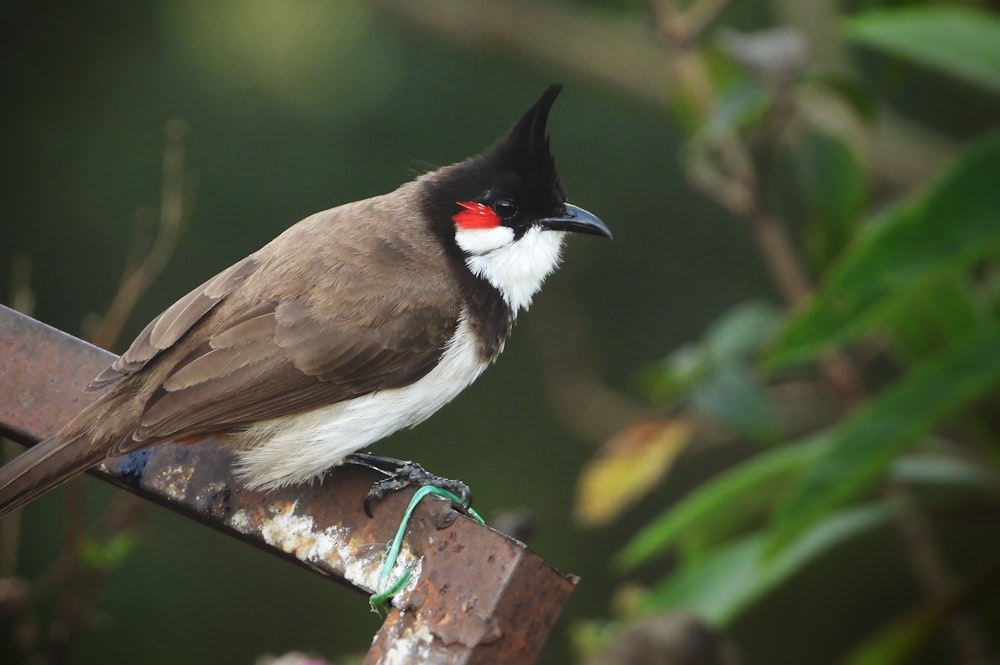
[3,0,1000,664]
[573,1,1000,664]
[575,418,695,526]
[845,6,1000,95]
[638,301,784,442]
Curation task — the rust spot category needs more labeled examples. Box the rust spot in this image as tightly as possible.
[430,608,503,649]
[434,510,458,530]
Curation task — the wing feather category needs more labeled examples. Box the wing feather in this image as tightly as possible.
[100,196,464,451]
[88,257,261,389]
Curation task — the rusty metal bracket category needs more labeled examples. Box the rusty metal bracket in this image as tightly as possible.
[0,304,577,664]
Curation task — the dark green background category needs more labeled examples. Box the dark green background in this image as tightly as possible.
[3,1,973,663]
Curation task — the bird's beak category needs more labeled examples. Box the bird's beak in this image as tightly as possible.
[538,203,612,239]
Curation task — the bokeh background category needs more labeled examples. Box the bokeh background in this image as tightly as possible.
[3,1,999,664]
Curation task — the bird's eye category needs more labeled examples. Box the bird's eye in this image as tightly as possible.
[493,199,518,220]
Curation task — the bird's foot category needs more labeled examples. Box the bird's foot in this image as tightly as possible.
[344,451,472,518]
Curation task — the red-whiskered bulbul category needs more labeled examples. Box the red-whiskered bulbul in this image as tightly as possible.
[0,84,610,517]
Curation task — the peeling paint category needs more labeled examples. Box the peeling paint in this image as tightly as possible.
[228,501,422,596]
[228,507,255,535]
[380,614,441,665]
[147,463,196,500]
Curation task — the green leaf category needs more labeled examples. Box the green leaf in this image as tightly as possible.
[639,502,895,626]
[881,274,988,364]
[691,363,776,442]
[890,452,1000,494]
[672,48,763,134]
[615,438,827,571]
[80,532,139,571]
[707,78,769,137]
[638,301,781,403]
[640,533,760,625]
[845,6,1000,95]
[768,132,1000,368]
[768,321,1000,554]
[704,300,783,360]
[796,129,866,273]
[637,344,707,403]
[670,48,741,133]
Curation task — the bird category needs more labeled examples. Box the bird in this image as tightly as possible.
[0,84,610,518]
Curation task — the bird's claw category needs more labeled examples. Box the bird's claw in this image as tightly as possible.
[344,452,473,518]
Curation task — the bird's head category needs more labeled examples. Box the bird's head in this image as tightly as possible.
[422,84,611,312]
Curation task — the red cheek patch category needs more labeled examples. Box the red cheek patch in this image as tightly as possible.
[453,201,501,230]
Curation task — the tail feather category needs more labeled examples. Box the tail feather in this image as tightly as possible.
[0,435,107,518]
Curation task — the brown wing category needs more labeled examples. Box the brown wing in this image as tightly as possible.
[93,193,463,453]
[89,257,262,390]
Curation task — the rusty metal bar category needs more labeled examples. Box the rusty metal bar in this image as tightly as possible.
[0,304,577,663]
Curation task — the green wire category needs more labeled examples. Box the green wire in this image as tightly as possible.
[369,486,485,610]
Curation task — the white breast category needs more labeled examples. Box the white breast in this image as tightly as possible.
[460,226,566,312]
[234,315,490,489]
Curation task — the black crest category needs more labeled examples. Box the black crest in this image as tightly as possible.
[422,85,569,227]
[482,84,567,203]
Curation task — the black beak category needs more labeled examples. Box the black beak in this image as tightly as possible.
[537,203,612,239]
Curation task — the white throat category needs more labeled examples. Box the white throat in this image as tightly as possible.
[457,226,566,312]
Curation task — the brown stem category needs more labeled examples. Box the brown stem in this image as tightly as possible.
[90,119,189,351]
[655,0,864,409]
[745,200,812,307]
[651,0,735,48]
[887,480,991,665]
